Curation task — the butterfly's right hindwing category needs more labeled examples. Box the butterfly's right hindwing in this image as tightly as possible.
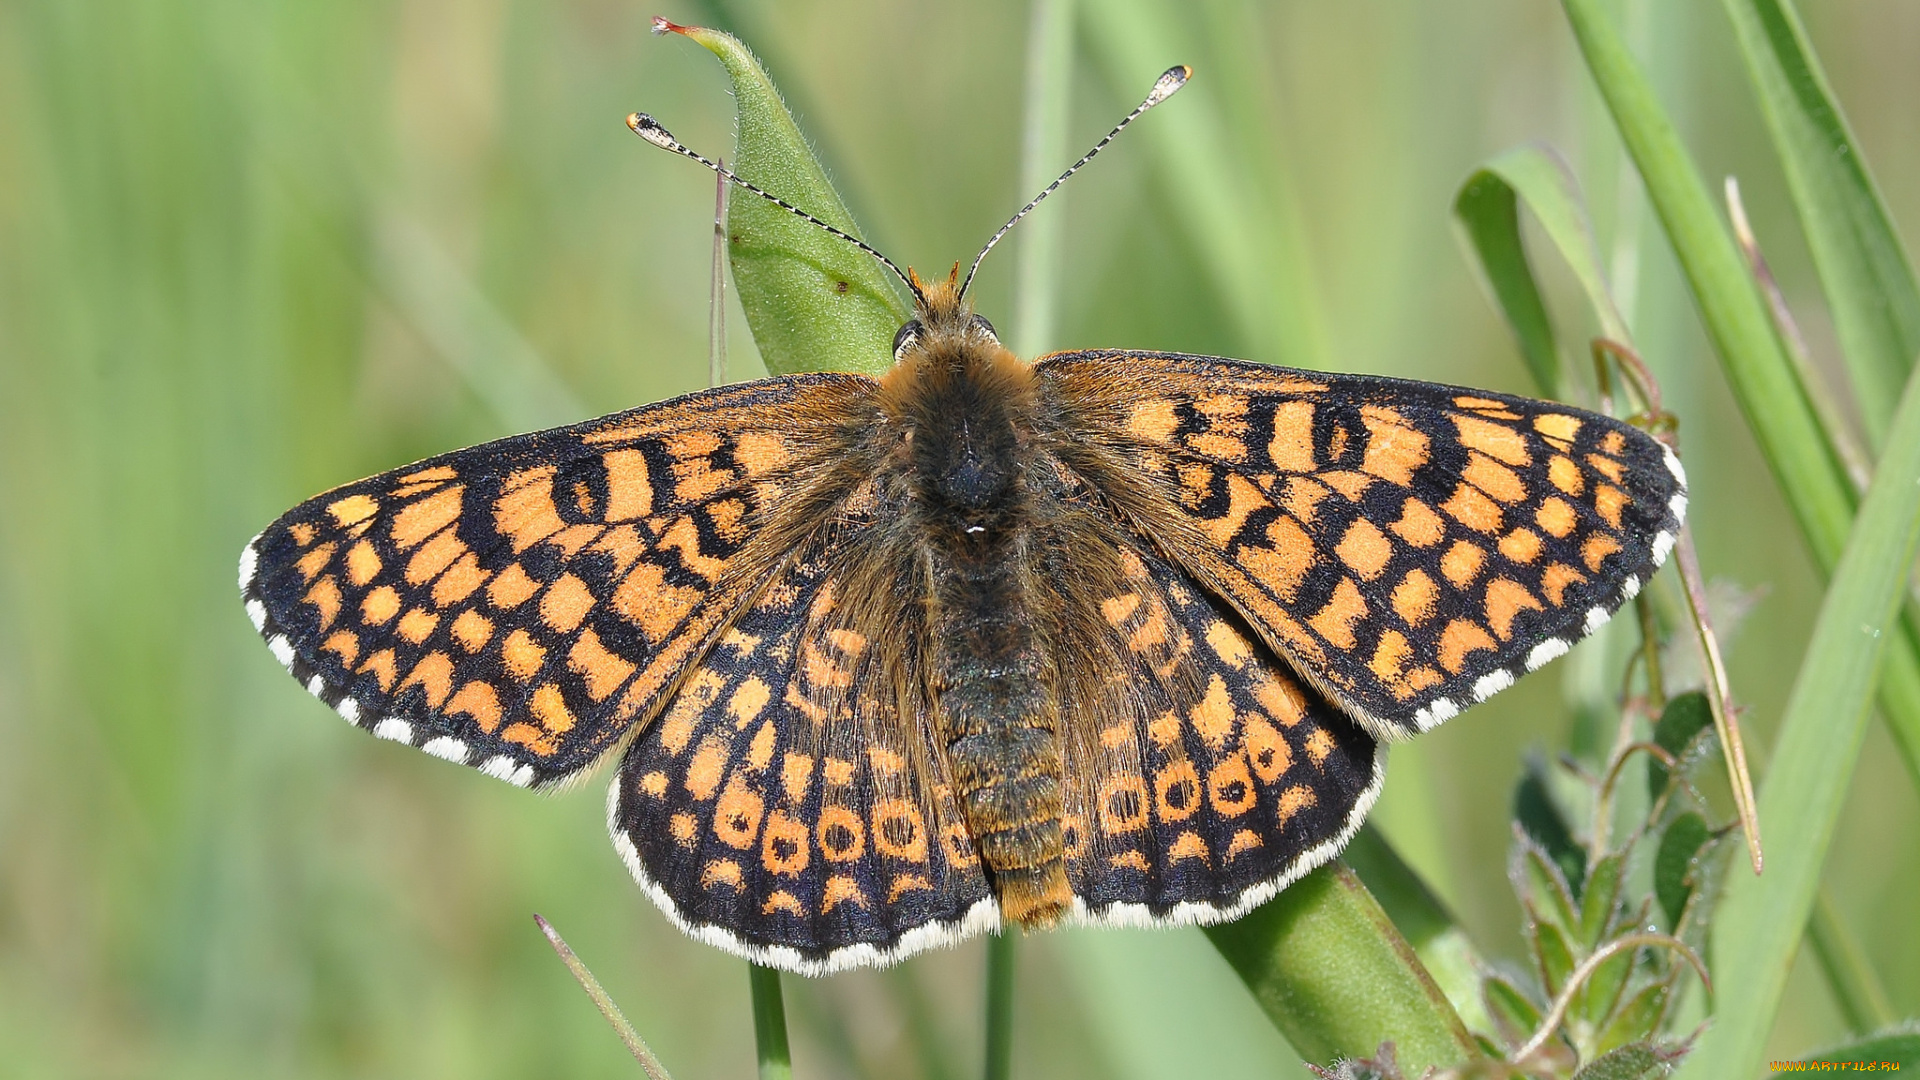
[1054,527,1382,923]
[241,374,875,789]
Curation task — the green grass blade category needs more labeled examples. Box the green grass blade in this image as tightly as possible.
[1453,167,1564,399]
[1557,0,1849,551]
[1556,0,1920,789]
[1452,145,1632,400]
[1675,364,1920,1077]
[659,21,908,375]
[1806,892,1897,1035]
[1721,0,1920,448]
[1798,1027,1920,1068]
[1204,864,1478,1071]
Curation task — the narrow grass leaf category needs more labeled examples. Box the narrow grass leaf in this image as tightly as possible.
[1009,0,1076,361]
[1452,146,1630,398]
[657,21,908,375]
[1721,0,1920,447]
[1806,891,1898,1035]
[1677,363,1920,1076]
[1557,0,1920,788]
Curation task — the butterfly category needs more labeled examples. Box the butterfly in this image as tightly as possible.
[240,62,1686,975]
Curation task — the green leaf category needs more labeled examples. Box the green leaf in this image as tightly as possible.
[1578,852,1625,948]
[1482,973,1543,1051]
[1654,812,1710,930]
[1515,762,1585,897]
[1531,917,1578,1001]
[1596,983,1672,1057]
[1451,146,1630,399]
[1798,1024,1920,1067]
[1204,864,1478,1072]
[1678,333,1920,1076]
[660,22,908,376]
[1579,944,1635,1036]
[1647,692,1713,799]
[1571,1042,1675,1080]
[1721,0,1920,450]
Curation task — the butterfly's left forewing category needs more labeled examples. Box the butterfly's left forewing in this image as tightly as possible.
[1038,350,1687,737]
[241,375,875,788]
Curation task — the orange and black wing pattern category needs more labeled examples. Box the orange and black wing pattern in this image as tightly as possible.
[1056,532,1382,923]
[610,507,997,974]
[1039,350,1687,737]
[239,375,874,789]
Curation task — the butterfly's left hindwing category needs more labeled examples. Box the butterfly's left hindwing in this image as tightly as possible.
[240,375,875,788]
[1039,350,1687,737]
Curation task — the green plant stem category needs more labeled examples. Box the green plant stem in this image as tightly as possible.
[1340,826,1493,1035]
[1204,864,1479,1071]
[750,964,792,1080]
[1677,360,1920,1076]
[984,933,1015,1080]
[534,916,674,1080]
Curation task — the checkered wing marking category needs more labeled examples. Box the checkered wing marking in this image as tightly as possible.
[1060,534,1381,924]
[610,519,996,975]
[1039,350,1688,736]
[240,375,875,789]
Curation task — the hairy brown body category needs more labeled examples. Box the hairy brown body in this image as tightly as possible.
[876,280,1072,924]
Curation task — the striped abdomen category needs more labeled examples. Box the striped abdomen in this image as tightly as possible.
[928,527,1070,925]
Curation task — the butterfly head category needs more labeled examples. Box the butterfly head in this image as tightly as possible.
[892,264,1000,363]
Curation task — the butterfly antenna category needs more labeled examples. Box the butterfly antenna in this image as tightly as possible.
[958,65,1190,303]
[627,112,926,308]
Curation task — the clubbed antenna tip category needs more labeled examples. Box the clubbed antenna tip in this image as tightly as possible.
[1147,65,1192,107]
[958,64,1193,301]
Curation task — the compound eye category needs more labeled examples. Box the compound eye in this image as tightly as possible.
[892,319,924,359]
[970,314,998,339]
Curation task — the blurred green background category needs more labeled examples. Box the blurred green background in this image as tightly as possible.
[2,0,1916,1076]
